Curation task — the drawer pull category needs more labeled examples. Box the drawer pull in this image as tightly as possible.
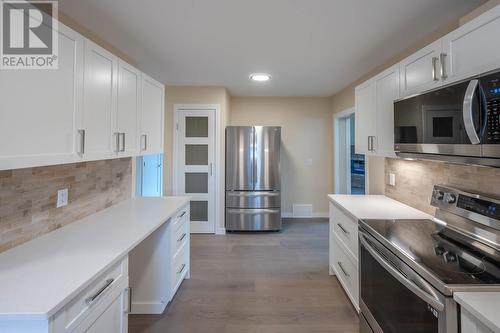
[178,211,187,219]
[177,233,187,242]
[337,262,350,278]
[337,223,350,236]
[177,264,186,274]
[85,278,114,306]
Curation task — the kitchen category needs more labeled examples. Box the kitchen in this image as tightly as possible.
[1,1,500,333]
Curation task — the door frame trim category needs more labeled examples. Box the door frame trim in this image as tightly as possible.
[173,104,222,234]
[333,108,356,194]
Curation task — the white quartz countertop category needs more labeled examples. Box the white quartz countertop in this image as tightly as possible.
[0,196,190,320]
[454,292,500,333]
[328,194,431,220]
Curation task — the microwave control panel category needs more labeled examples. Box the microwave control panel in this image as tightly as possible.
[486,98,500,143]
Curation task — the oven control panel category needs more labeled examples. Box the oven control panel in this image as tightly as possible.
[486,98,500,143]
[431,185,500,228]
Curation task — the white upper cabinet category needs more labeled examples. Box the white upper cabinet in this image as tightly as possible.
[81,40,118,160]
[399,40,443,97]
[442,5,500,85]
[355,64,399,157]
[355,80,376,155]
[140,74,164,155]
[374,65,399,157]
[116,61,141,157]
[0,24,83,171]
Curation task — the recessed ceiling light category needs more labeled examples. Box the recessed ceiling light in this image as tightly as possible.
[249,73,272,82]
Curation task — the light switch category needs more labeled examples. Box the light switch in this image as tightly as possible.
[57,188,69,208]
[388,173,396,186]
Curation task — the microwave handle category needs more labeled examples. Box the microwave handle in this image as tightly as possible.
[463,80,481,145]
[359,232,445,312]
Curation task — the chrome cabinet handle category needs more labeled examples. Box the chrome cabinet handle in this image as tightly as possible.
[141,134,147,151]
[209,162,213,176]
[114,132,120,152]
[440,53,447,80]
[337,262,350,278]
[85,278,114,306]
[463,79,481,145]
[120,133,126,152]
[124,287,131,314]
[359,232,445,311]
[177,264,186,274]
[337,223,350,236]
[432,57,439,81]
[367,136,371,151]
[78,129,86,155]
[178,211,187,219]
[177,233,187,242]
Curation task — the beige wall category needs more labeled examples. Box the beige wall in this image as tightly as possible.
[230,97,333,215]
[164,86,230,231]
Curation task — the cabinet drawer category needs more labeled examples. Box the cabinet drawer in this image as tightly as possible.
[332,232,359,309]
[171,205,189,231]
[53,257,128,332]
[331,204,358,258]
[171,217,189,256]
[171,245,189,298]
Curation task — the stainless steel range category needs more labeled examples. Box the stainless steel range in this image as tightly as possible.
[359,185,500,333]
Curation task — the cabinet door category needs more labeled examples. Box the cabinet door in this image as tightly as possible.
[443,5,500,85]
[140,74,164,155]
[0,24,83,170]
[82,40,118,160]
[116,61,140,156]
[374,64,399,157]
[355,80,376,155]
[399,40,443,97]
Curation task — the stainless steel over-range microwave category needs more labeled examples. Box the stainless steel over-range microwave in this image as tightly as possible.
[394,69,500,167]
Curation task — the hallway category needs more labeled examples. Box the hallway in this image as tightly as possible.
[129,219,359,333]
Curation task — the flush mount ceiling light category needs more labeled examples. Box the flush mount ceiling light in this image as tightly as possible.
[249,73,272,82]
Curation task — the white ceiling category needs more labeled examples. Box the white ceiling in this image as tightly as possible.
[59,0,483,96]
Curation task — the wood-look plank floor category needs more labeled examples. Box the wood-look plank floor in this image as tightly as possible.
[129,219,359,333]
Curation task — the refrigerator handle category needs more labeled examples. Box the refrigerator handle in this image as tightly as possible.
[252,126,257,190]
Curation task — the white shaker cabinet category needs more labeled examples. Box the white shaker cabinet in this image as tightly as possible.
[140,74,165,155]
[81,40,118,161]
[374,65,399,157]
[461,308,495,333]
[355,65,399,157]
[399,40,443,97]
[116,60,141,157]
[0,24,83,171]
[442,5,500,85]
[355,80,376,155]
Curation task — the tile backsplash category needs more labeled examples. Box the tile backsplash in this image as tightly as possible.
[0,158,132,253]
[385,158,500,215]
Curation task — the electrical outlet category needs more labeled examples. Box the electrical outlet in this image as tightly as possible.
[388,173,396,186]
[57,188,69,208]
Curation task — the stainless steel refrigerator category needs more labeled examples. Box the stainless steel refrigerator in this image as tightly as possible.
[225,126,281,231]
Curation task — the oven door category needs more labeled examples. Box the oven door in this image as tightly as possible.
[394,79,486,157]
[359,229,457,333]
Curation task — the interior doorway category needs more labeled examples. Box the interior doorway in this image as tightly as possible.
[334,110,365,194]
[136,154,164,197]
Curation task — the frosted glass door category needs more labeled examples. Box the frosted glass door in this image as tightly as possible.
[175,109,216,233]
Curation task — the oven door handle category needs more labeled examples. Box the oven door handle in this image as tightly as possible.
[463,79,481,145]
[360,233,445,312]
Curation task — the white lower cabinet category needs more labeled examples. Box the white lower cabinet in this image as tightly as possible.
[461,308,495,333]
[129,204,190,314]
[329,202,359,311]
[51,257,129,333]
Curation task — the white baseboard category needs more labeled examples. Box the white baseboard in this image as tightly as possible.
[281,212,328,219]
[216,227,226,235]
[131,301,168,315]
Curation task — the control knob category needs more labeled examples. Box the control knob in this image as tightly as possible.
[443,251,457,263]
[434,191,445,200]
[444,193,457,204]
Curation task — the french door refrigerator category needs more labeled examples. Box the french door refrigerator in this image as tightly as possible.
[225,126,281,231]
